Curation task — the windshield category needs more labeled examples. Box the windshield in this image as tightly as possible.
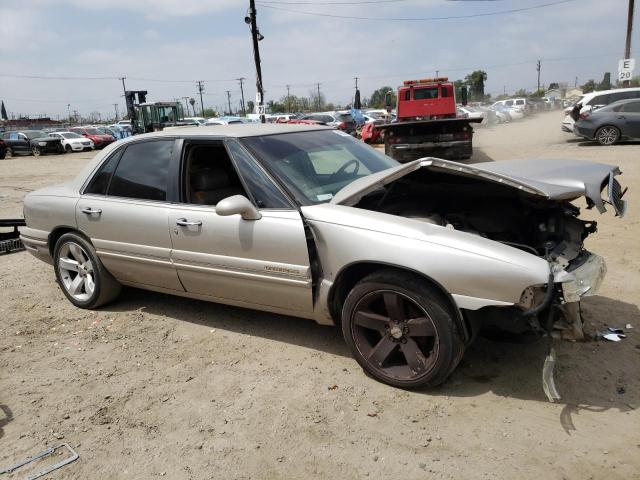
[62,132,83,139]
[241,130,398,205]
[85,128,103,135]
[25,131,46,139]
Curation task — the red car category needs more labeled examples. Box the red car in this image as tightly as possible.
[70,127,115,149]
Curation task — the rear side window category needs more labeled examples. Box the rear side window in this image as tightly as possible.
[611,90,640,102]
[622,101,640,113]
[108,140,173,201]
[413,87,439,100]
[515,99,524,105]
[587,94,610,106]
[85,150,122,195]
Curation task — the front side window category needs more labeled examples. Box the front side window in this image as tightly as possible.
[108,140,173,201]
[225,140,291,209]
[242,130,398,205]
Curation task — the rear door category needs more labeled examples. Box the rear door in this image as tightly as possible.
[76,139,183,291]
[620,101,640,138]
[168,138,313,315]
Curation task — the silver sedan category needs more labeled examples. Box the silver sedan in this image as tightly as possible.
[21,124,627,388]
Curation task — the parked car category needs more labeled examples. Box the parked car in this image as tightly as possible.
[1,130,64,157]
[561,87,640,133]
[301,111,356,133]
[48,132,95,152]
[0,138,6,159]
[184,117,207,125]
[69,127,115,149]
[457,106,485,122]
[574,98,640,145]
[492,98,530,114]
[21,125,626,389]
[203,118,245,125]
[488,104,512,123]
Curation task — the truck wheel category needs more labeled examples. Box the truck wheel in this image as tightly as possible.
[342,270,463,388]
[54,232,121,309]
[595,126,620,145]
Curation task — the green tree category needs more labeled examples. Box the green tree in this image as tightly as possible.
[548,82,559,90]
[514,88,528,97]
[246,100,255,113]
[581,79,596,93]
[464,70,488,101]
[529,89,545,98]
[369,86,396,109]
[597,72,611,90]
[202,108,218,117]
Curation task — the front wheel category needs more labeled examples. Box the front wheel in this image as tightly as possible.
[6,147,14,158]
[342,270,463,388]
[54,232,121,309]
[595,126,620,145]
[32,146,41,156]
[65,144,72,153]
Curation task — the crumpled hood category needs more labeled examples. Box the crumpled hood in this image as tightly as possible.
[331,158,627,216]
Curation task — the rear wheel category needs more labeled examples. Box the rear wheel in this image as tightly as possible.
[595,126,620,145]
[6,147,14,158]
[32,146,41,156]
[54,232,121,309]
[342,270,463,388]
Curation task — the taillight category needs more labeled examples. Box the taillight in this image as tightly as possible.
[579,112,590,120]
[338,122,346,129]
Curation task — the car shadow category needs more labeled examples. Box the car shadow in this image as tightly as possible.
[430,295,639,433]
[467,148,494,164]
[0,405,14,440]
[102,288,350,358]
[577,140,640,147]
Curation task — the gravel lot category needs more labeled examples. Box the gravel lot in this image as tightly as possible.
[1,111,639,479]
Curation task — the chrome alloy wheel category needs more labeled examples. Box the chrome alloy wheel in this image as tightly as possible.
[597,126,618,145]
[57,242,95,301]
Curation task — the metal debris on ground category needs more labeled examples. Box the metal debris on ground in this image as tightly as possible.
[542,347,561,402]
[596,327,628,342]
[0,443,79,479]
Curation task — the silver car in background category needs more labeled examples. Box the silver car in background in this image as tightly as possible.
[21,125,627,389]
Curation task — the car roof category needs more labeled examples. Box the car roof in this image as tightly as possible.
[600,98,640,109]
[581,87,640,101]
[151,123,332,138]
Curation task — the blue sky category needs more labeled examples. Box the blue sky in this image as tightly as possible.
[0,0,637,118]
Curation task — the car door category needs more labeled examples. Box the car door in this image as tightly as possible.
[76,138,183,291]
[619,101,640,137]
[12,132,29,154]
[168,138,313,315]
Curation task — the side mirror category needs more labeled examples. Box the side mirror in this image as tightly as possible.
[384,91,393,112]
[215,195,262,221]
[460,87,468,106]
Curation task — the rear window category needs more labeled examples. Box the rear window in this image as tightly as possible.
[413,87,439,100]
[515,99,524,105]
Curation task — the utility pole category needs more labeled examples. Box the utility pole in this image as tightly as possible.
[237,77,246,115]
[436,70,439,78]
[67,104,71,123]
[113,103,119,121]
[503,85,506,96]
[575,76,578,88]
[286,84,291,113]
[624,0,635,87]
[196,81,205,116]
[316,83,321,110]
[247,0,265,123]
[226,90,232,115]
[536,60,541,92]
[354,77,359,90]
[119,77,127,96]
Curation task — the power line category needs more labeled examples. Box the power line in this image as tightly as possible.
[259,0,409,4]
[256,0,577,21]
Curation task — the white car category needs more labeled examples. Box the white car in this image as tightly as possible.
[48,132,94,152]
[457,106,485,122]
[184,117,207,125]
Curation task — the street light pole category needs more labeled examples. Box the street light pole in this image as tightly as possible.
[226,90,232,115]
[237,77,246,115]
[196,81,205,116]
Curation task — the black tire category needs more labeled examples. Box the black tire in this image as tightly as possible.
[342,270,464,389]
[65,144,72,153]
[6,147,14,158]
[53,232,121,309]
[32,145,41,157]
[595,125,620,145]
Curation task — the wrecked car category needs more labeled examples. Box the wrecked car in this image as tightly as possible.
[20,125,627,389]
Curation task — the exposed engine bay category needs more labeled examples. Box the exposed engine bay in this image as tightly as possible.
[353,167,598,267]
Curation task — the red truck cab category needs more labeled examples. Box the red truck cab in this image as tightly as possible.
[396,77,456,121]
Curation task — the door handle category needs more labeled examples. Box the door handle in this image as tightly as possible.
[617,115,626,119]
[176,218,202,226]
[81,207,102,215]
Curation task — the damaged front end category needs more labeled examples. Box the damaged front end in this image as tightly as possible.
[337,158,627,342]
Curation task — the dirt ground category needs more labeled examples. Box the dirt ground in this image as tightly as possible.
[1,111,639,479]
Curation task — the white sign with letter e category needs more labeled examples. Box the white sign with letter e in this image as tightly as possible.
[618,58,635,81]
